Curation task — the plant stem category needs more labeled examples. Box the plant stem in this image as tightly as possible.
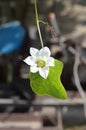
[34,0,44,48]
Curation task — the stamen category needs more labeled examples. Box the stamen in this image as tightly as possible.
[37,59,46,68]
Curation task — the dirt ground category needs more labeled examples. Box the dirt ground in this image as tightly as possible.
[65,125,86,130]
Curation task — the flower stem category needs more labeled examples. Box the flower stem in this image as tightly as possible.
[34,0,44,48]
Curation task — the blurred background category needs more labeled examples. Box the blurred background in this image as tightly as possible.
[0,0,86,130]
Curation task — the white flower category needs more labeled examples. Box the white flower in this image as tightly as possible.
[23,47,54,79]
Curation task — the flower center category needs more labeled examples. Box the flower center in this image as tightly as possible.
[37,59,46,68]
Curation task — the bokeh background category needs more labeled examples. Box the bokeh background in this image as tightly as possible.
[0,0,86,130]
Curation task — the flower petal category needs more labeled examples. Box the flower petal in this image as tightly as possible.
[39,47,51,57]
[30,65,39,73]
[47,57,55,66]
[39,66,49,79]
[23,56,35,66]
[30,47,39,57]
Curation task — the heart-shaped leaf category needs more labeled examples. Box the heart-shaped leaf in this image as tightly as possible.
[30,59,67,99]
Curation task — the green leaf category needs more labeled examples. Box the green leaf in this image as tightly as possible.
[30,59,67,99]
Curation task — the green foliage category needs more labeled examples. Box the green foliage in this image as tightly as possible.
[30,59,67,99]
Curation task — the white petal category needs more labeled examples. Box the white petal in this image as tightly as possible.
[30,65,39,73]
[30,47,39,57]
[47,57,55,66]
[39,66,49,79]
[39,47,51,57]
[23,56,35,66]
